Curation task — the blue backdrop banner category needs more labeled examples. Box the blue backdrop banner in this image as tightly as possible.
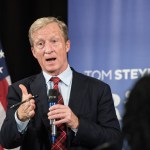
[68,0,150,122]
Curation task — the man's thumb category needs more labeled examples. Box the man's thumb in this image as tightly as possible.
[19,84,28,95]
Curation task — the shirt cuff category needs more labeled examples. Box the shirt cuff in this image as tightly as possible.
[71,128,78,136]
[15,111,30,133]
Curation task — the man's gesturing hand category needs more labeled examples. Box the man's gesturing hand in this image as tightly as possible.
[17,84,36,121]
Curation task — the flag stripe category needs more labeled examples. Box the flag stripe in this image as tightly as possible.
[0,78,8,111]
[0,41,10,150]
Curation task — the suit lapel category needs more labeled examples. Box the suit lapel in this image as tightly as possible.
[30,73,49,129]
[69,70,87,116]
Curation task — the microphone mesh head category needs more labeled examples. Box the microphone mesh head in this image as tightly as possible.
[48,89,58,103]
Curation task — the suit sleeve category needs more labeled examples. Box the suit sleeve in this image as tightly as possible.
[72,84,122,149]
[0,84,25,149]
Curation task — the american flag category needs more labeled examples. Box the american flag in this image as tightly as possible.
[0,41,13,150]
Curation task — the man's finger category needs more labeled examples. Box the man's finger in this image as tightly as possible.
[19,84,28,95]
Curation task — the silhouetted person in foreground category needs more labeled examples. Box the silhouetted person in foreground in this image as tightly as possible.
[123,75,150,150]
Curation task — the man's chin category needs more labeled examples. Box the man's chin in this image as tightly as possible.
[46,69,59,76]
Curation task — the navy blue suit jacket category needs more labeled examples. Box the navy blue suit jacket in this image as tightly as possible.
[0,69,122,150]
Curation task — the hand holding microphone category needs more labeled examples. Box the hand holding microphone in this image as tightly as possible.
[48,90,79,131]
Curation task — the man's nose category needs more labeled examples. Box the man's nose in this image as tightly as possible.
[45,42,54,54]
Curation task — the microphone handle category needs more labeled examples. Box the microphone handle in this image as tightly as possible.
[49,102,57,143]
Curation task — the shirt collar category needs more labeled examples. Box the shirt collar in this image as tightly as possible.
[42,65,72,86]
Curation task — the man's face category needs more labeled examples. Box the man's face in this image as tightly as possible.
[32,22,70,76]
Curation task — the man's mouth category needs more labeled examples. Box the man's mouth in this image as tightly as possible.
[46,58,56,61]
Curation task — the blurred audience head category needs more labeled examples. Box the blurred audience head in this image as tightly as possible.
[123,75,150,150]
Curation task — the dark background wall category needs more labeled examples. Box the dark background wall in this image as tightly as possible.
[0,0,67,83]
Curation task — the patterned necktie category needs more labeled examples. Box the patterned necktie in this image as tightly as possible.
[50,77,67,150]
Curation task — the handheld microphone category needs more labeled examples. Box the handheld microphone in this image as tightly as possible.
[48,89,58,144]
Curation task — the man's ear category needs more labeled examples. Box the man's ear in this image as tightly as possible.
[66,40,70,53]
[31,47,37,58]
